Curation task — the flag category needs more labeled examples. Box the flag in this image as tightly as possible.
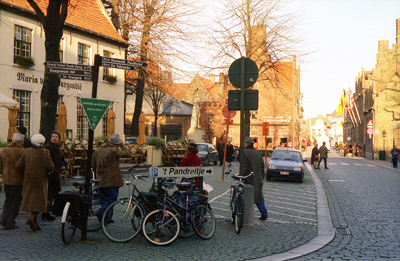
[343,89,349,108]
[337,93,344,115]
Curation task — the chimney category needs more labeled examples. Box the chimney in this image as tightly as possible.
[208,74,215,83]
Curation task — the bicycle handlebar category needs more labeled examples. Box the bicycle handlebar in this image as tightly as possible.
[225,170,253,180]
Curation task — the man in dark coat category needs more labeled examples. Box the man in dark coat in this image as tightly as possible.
[0,133,25,229]
[390,146,400,168]
[317,142,329,169]
[216,140,225,166]
[242,137,268,220]
[226,142,234,167]
[92,133,130,220]
[43,130,65,221]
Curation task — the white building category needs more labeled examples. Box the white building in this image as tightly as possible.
[0,0,127,141]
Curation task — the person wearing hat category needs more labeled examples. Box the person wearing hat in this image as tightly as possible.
[92,133,130,221]
[16,134,55,231]
[242,137,268,220]
[0,133,25,229]
[43,130,66,221]
[180,143,201,188]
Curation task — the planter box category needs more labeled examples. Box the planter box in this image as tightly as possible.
[146,145,163,167]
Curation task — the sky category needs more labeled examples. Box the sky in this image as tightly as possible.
[285,0,400,119]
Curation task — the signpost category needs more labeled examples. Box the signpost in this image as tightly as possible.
[102,57,148,70]
[262,122,269,165]
[149,166,214,178]
[228,57,259,176]
[221,105,236,180]
[367,119,373,139]
[45,61,92,81]
[80,98,111,130]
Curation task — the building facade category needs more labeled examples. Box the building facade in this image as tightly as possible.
[344,19,400,160]
[0,0,127,142]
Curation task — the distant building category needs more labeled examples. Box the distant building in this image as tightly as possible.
[0,0,127,141]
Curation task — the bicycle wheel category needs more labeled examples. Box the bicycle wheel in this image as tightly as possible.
[234,195,244,234]
[230,188,236,224]
[142,209,180,246]
[61,202,77,245]
[191,204,216,239]
[101,199,144,243]
[87,194,109,232]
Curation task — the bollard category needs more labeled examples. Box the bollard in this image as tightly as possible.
[243,184,254,226]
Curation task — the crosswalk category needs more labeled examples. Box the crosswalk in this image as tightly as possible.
[328,162,376,167]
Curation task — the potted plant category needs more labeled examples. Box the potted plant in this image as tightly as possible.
[15,56,35,68]
[146,137,165,166]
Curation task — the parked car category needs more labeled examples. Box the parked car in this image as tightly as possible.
[125,136,151,145]
[196,143,218,166]
[266,147,307,183]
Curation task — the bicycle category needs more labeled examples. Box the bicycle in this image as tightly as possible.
[225,169,253,234]
[101,165,160,243]
[58,171,110,245]
[141,179,216,246]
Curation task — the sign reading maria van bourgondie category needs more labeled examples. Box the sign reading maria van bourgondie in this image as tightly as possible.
[80,98,111,130]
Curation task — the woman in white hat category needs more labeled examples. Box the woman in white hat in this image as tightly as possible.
[16,134,54,232]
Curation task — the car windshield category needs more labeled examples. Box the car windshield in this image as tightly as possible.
[271,151,301,161]
[197,144,208,152]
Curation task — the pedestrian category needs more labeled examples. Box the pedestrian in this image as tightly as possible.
[92,133,130,222]
[317,141,329,169]
[357,143,362,157]
[0,133,25,229]
[242,137,268,220]
[216,139,225,166]
[43,130,66,221]
[338,142,343,155]
[390,146,400,168]
[226,141,234,167]
[16,134,55,232]
[311,143,319,169]
[180,143,201,188]
[17,126,32,148]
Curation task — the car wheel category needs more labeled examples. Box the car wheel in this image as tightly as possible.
[266,175,271,181]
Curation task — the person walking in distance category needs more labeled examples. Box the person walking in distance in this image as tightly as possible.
[390,146,400,168]
[317,142,329,169]
[43,131,65,221]
[16,134,55,232]
[216,139,225,166]
[92,134,130,222]
[0,133,25,229]
[242,137,268,220]
[226,141,234,167]
[311,143,319,169]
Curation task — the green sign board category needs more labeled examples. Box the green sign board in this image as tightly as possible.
[80,98,111,130]
[228,57,259,89]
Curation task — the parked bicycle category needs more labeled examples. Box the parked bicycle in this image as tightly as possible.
[101,165,160,243]
[57,171,110,245]
[225,169,253,234]
[141,178,216,246]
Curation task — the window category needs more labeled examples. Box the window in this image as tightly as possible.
[77,98,89,139]
[59,38,64,63]
[14,25,32,63]
[103,50,115,82]
[102,102,114,137]
[13,90,31,136]
[78,43,90,65]
[250,129,259,137]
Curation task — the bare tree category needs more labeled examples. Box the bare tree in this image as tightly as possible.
[102,0,201,136]
[26,0,69,140]
[202,0,304,137]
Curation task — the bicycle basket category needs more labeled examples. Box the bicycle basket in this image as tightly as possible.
[51,191,88,216]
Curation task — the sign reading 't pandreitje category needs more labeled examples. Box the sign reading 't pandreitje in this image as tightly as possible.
[80,98,111,130]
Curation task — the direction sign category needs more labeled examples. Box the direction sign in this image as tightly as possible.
[262,122,269,136]
[228,90,259,110]
[60,75,92,81]
[44,61,92,71]
[102,57,148,70]
[228,57,259,89]
[80,98,111,130]
[149,166,214,178]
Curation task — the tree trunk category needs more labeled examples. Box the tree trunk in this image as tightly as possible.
[131,74,144,136]
[153,113,158,137]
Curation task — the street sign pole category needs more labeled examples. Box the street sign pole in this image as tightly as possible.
[240,57,245,176]
[81,54,101,241]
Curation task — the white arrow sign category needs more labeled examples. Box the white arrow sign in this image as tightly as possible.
[149,167,214,178]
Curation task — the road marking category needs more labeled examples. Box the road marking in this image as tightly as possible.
[354,163,363,166]
[328,163,337,165]
[366,164,376,167]
[340,162,350,165]
[328,180,345,182]
[267,199,316,210]
[209,189,230,203]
